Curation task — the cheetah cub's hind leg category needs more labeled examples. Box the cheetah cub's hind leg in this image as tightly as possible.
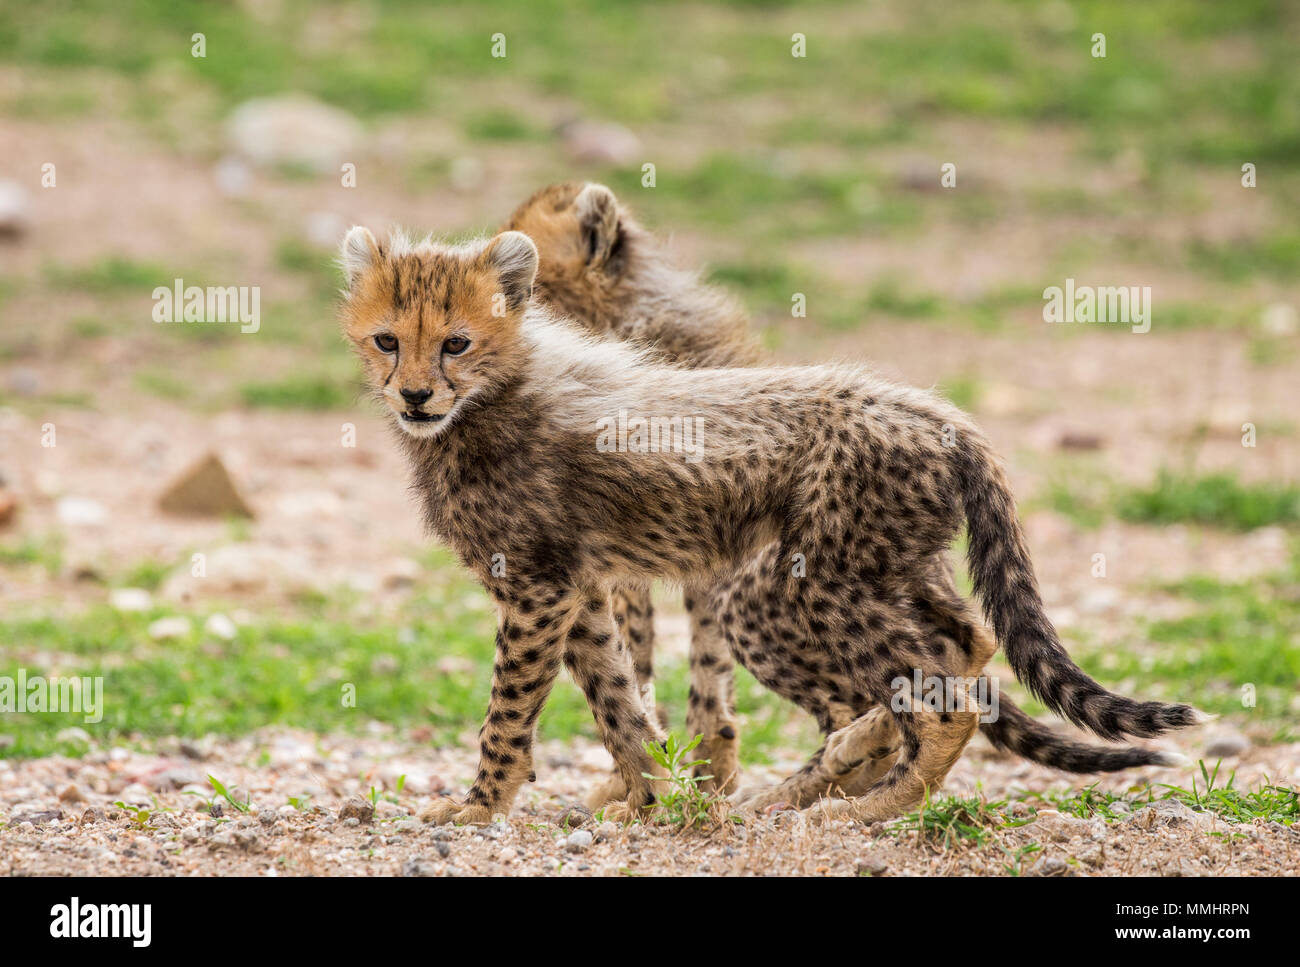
[732,706,899,813]
[683,584,741,795]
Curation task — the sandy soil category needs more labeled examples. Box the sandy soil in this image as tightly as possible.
[2,727,1297,877]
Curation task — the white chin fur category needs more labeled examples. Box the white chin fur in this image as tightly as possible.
[392,399,463,439]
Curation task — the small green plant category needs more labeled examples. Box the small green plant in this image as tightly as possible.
[1037,782,1130,821]
[642,733,725,830]
[1000,841,1042,876]
[113,800,154,829]
[890,791,1006,850]
[207,774,251,814]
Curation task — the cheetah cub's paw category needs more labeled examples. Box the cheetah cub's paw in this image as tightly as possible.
[822,708,896,778]
[419,797,494,826]
[599,796,655,826]
[694,722,741,796]
[583,773,629,811]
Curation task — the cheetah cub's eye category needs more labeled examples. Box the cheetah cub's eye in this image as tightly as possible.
[443,336,470,356]
[374,333,398,353]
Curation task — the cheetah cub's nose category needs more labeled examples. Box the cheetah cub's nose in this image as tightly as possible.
[400,388,433,405]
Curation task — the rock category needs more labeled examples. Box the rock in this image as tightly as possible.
[119,783,152,804]
[434,840,451,858]
[1057,430,1104,451]
[304,211,347,249]
[1260,302,1297,337]
[593,821,618,843]
[10,809,61,826]
[0,489,18,527]
[274,490,343,519]
[1027,856,1069,877]
[57,783,86,803]
[403,857,439,876]
[257,808,279,828]
[4,367,39,396]
[56,496,108,528]
[1076,844,1105,868]
[178,739,208,760]
[214,156,252,197]
[498,846,518,864]
[1127,798,1208,830]
[1203,731,1250,758]
[158,453,254,519]
[448,156,484,193]
[380,557,421,590]
[148,616,192,641]
[559,120,642,165]
[80,807,105,825]
[338,797,375,824]
[204,613,238,641]
[566,829,594,852]
[109,588,153,613]
[0,179,31,236]
[856,855,889,876]
[55,726,92,746]
[556,803,593,828]
[226,95,362,173]
[164,544,318,599]
[1030,810,1088,842]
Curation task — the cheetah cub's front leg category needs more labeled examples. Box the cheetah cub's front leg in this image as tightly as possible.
[564,593,668,823]
[421,589,580,825]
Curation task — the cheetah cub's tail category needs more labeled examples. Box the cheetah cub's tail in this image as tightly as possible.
[954,438,1205,742]
[983,696,1188,772]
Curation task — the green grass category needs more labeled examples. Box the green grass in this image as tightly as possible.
[1040,763,1298,827]
[44,256,173,293]
[0,552,805,762]
[1118,470,1300,530]
[239,374,355,410]
[0,536,63,576]
[1046,469,1300,532]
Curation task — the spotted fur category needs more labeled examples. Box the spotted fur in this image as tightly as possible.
[340,223,1199,824]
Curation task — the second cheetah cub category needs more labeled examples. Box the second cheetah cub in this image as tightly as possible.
[339,225,1201,826]
[508,181,1190,811]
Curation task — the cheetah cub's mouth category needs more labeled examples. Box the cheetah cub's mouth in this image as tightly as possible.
[401,410,445,424]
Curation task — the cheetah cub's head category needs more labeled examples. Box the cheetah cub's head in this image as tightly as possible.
[338,227,538,439]
[503,181,639,328]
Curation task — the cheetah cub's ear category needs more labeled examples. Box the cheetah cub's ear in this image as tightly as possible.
[341,226,380,290]
[575,182,621,267]
[482,230,539,313]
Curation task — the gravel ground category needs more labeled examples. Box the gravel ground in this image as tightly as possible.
[2,727,1297,877]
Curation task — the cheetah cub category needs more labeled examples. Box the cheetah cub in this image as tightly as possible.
[508,181,1190,811]
[339,224,1201,825]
